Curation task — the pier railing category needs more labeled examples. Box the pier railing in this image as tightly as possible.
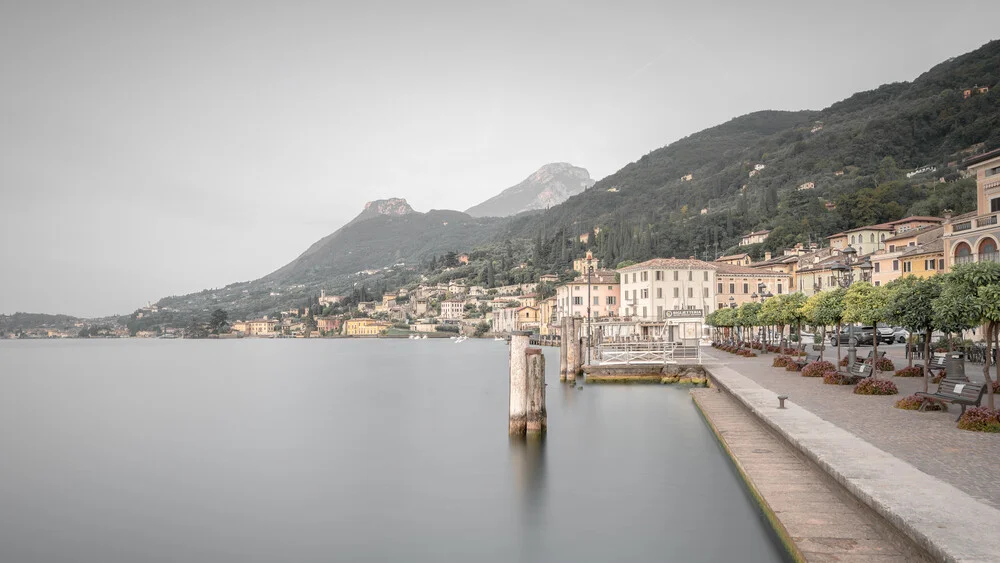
[596,340,700,365]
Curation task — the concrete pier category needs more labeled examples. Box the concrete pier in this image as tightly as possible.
[559,317,569,381]
[508,331,530,436]
[525,348,546,435]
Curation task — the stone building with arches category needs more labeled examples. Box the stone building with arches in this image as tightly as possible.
[943,148,1000,269]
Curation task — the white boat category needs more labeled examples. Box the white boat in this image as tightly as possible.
[493,336,505,342]
[420,335,427,339]
[455,335,468,344]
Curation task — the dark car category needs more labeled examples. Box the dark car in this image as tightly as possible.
[829,325,874,347]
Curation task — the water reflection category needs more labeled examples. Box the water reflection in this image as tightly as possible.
[510,435,547,558]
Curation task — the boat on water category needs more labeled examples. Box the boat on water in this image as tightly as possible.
[493,336,505,342]
[454,336,468,344]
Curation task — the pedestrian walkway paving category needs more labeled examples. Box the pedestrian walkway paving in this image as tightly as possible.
[701,350,1000,562]
[703,346,1000,509]
[692,388,926,562]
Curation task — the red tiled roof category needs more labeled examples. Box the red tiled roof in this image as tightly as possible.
[715,263,792,276]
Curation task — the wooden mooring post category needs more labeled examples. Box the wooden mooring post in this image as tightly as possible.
[509,331,530,437]
[559,317,569,381]
[525,348,546,435]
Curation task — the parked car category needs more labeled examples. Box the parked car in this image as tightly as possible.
[830,325,874,346]
[891,327,910,344]
[876,324,896,345]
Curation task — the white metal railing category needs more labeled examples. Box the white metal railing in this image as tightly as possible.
[596,341,701,364]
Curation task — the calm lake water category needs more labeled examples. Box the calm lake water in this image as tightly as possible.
[0,339,787,562]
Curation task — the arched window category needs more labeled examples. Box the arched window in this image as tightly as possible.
[955,242,972,257]
[881,233,886,241]
[980,238,998,258]
[870,234,875,243]
[851,235,856,244]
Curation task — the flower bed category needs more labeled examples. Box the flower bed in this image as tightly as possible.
[957,407,1000,433]
[802,360,835,378]
[932,369,947,384]
[854,378,898,395]
[822,371,845,385]
[785,362,801,372]
[894,394,942,411]
[874,357,895,372]
[894,366,923,378]
[772,356,790,368]
[710,342,758,357]
[839,357,849,367]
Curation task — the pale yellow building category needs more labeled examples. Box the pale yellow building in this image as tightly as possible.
[714,263,793,311]
[344,318,390,336]
[247,319,278,336]
[715,253,752,266]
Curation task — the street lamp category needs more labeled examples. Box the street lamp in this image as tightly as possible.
[585,250,594,366]
[832,245,873,364]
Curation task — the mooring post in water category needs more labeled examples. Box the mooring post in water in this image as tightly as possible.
[525,347,546,435]
[559,317,569,381]
[509,330,531,436]
[569,316,582,378]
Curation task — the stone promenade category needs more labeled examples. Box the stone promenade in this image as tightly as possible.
[701,345,1000,562]
[702,345,1000,508]
[692,387,928,562]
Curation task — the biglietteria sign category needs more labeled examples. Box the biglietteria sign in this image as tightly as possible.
[662,309,704,319]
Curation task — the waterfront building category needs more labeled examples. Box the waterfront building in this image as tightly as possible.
[247,318,278,336]
[343,318,390,336]
[538,296,557,336]
[714,264,792,311]
[440,299,465,320]
[943,148,1000,269]
[617,258,715,321]
[491,305,540,333]
[554,269,619,321]
[316,317,341,334]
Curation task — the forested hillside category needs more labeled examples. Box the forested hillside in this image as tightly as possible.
[511,40,1000,267]
[150,40,999,321]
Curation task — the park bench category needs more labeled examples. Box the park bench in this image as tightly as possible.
[915,354,947,376]
[843,361,873,384]
[915,379,986,421]
[861,350,886,363]
[788,350,822,370]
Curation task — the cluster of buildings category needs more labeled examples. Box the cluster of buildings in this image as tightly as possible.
[223,148,1000,340]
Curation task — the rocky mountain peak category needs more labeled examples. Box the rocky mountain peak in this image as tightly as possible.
[350,198,415,224]
[465,163,594,218]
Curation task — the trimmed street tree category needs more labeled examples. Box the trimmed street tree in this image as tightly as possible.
[814,288,846,366]
[736,302,762,347]
[885,275,941,392]
[940,262,1000,409]
[843,282,889,375]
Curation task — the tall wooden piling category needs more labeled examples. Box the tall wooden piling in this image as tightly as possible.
[559,317,569,381]
[525,348,546,435]
[568,317,581,380]
[509,331,530,436]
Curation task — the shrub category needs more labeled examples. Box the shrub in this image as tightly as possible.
[957,407,1000,433]
[854,378,898,395]
[932,369,947,384]
[874,357,895,372]
[839,357,849,367]
[772,356,790,368]
[802,361,835,378]
[434,324,460,333]
[822,371,845,385]
[894,366,923,378]
[893,395,942,411]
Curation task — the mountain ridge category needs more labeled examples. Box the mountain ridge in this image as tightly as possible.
[465,163,594,217]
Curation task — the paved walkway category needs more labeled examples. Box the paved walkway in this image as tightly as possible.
[703,345,1000,509]
[702,358,1000,562]
[692,388,927,562]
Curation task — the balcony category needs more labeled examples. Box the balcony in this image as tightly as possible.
[953,221,973,232]
[977,214,998,228]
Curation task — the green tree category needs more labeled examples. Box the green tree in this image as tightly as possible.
[736,302,762,345]
[939,262,1000,409]
[209,309,229,334]
[813,288,846,364]
[885,276,941,391]
[843,283,890,372]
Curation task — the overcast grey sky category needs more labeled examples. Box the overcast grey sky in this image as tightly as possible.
[1,1,998,317]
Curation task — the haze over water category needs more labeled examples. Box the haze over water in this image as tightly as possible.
[0,339,786,562]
